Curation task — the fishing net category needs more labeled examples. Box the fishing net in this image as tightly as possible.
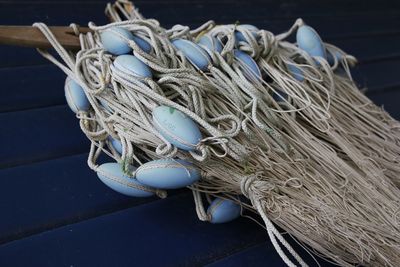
[32,1,400,266]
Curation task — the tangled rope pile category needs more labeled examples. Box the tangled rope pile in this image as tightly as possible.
[33,1,400,266]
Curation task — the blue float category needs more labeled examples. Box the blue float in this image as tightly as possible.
[136,158,200,189]
[235,24,259,43]
[96,162,154,197]
[64,77,90,113]
[172,39,211,71]
[109,136,123,154]
[198,35,223,53]
[287,64,304,82]
[296,25,326,59]
[207,198,241,224]
[100,26,151,55]
[113,55,152,78]
[234,50,262,81]
[327,50,343,65]
[152,105,202,151]
[99,98,113,113]
[273,90,289,103]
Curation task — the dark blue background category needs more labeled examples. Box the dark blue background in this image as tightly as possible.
[0,0,399,266]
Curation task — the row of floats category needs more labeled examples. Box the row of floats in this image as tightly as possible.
[64,23,336,223]
[65,77,240,223]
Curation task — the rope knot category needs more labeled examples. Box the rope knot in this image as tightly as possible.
[240,173,260,198]
[195,136,229,160]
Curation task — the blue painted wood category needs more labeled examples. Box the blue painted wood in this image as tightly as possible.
[0,0,399,266]
[0,46,48,68]
[138,3,400,24]
[0,192,267,267]
[328,35,400,63]
[353,58,400,91]
[1,21,399,69]
[0,3,108,25]
[0,5,399,67]
[2,57,399,114]
[0,153,160,244]
[0,65,65,112]
[367,89,400,119]
[0,4,398,33]
[207,243,287,267]
[0,105,89,168]
[206,241,337,267]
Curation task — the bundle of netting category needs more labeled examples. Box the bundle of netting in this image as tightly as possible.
[32,2,400,266]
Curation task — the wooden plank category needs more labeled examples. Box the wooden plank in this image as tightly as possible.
[367,89,400,119]
[353,58,400,91]
[140,6,400,25]
[1,16,399,68]
[1,0,398,3]
[2,1,399,17]
[207,242,292,267]
[0,46,48,67]
[0,105,89,168]
[329,35,400,63]
[0,3,108,26]
[0,153,164,244]
[1,51,400,113]
[1,2,399,26]
[206,242,336,267]
[0,65,65,112]
[0,192,269,267]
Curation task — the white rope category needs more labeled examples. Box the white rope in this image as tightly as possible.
[31,7,400,267]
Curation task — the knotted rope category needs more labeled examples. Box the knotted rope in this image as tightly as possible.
[32,2,400,266]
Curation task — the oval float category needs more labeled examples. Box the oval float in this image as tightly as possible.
[152,105,202,151]
[136,158,200,189]
[64,77,90,113]
[273,90,288,103]
[234,50,262,81]
[100,27,151,55]
[99,98,113,113]
[109,136,123,154]
[97,162,154,197]
[327,50,343,65]
[113,55,152,78]
[207,198,241,224]
[287,64,304,82]
[198,35,223,53]
[172,39,211,71]
[235,24,259,43]
[296,25,326,59]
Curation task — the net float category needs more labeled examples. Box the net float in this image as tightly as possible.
[113,54,152,78]
[287,64,304,82]
[100,26,151,55]
[136,158,200,189]
[64,76,90,113]
[198,35,223,53]
[207,198,241,224]
[96,162,154,197]
[296,25,326,59]
[152,105,202,151]
[109,136,123,154]
[172,39,211,71]
[235,24,259,43]
[234,49,262,81]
